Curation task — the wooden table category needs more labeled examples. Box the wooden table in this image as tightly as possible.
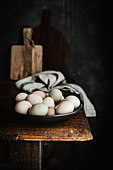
[0,79,93,170]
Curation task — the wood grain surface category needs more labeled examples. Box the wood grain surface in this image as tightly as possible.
[10,28,43,80]
[0,111,93,141]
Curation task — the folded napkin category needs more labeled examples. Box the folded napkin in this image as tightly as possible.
[15,70,96,117]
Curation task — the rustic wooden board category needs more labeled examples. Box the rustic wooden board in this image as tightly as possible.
[0,110,93,141]
[10,28,43,80]
[32,9,69,71]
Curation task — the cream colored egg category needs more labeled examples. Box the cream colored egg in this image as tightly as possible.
[32,91,46,99]
[15,100,32,114]
[43,97,55,107]
[66,95,80,108]
[57,99,67,105]
[56,101,74,114]
[55,99,66,109]
[27,94,42,105]
[47,107,55,115]
[29,103,48,116]
[49,89,62,102]
[15,92,28,102]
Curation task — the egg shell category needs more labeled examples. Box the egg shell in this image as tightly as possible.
[66,95,80,108]
[29,103,48,116]
[15,92,28,102]
[46,93,49,97]
[61,95,64,100]
[15,100,32,114]
[55,105,59,110]
[55,99,67,109]
[43,97,55,107]
[32,91,46,99]
[47,107,55,115]
[56,101,74,114]
[49,89,62,102]
[57,99,67,105]
[27,93,43,105]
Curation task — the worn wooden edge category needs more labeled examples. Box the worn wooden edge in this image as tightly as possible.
[0,107,93,142]
[17,134,93,142]
[0,133,93,142]
[0,135,93,142]
[0,127,93,142]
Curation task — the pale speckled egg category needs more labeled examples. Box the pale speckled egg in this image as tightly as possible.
[32,91,46,99]
[47,107,55,115]
[15,92,28,102]
[27,94,43,105]
[43,97,55,107]
[29,103,48,116]
[49,89,62,102]
[15,100,32,114]
[56,101,74,114]
[66,95,80,108]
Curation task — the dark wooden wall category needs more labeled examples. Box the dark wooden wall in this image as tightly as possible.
[0,0,112,169]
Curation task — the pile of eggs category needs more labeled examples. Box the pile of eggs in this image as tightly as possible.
[15,89,80,116]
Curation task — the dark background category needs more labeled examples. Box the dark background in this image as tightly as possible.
[0,0,112,169]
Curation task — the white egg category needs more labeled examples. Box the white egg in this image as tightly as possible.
[56,101,74,114]
[29,103,48,116]
[15,92,28,102]
[43,97,55,107]
[66,95,80,108]
[27,93,43,105]
[15,100,32,114]
[49,89,62,102]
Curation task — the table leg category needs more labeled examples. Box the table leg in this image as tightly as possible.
[38,141,42,170]
[8,140,55,170]
[9,140,41,170]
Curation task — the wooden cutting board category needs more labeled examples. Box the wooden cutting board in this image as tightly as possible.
[32,9,69,71]
[10,28,43,80]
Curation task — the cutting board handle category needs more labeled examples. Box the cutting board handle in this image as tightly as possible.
[41,9,51,26]
[23,28,34,47]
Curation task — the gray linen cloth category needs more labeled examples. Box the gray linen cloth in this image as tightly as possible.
[15,70,96,117]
